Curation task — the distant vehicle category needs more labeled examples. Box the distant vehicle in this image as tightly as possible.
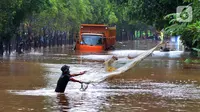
[74,24,116,52]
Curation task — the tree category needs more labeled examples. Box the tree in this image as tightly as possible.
[0,0,50,55]
[164,0,200,55]
[110,0,188,30]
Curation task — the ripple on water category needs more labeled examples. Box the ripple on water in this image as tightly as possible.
[8,82,200,100]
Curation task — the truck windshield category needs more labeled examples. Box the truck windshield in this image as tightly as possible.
[82,35,103,46]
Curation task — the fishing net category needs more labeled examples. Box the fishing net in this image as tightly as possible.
[79,83,89,91]
[79,32,164,90]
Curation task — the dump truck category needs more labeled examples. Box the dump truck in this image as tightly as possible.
[75,24,116,52]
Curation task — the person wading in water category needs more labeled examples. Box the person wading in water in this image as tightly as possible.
[55,65,87,93]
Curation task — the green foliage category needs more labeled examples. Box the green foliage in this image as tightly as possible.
[193,48,200,57]
[164,1,200,55]
[165,21,200,51]
[193,48,200,52]
[108,12,118,24]
[86,0,118,25]
[0,0,121,42]
[192,59,200,64]
[184,58,200,64]
[28,0,119,35]
[0,0,50,38]
[184,58,192,64]
[1,0,198,51]
[111,0,187,30]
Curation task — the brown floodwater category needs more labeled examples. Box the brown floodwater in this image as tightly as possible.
[1,39,200,112]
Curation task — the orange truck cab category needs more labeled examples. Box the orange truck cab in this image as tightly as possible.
[75,24,116,52]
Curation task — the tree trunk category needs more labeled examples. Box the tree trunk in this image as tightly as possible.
[145,30,148,38]
[0,39,3,56]
[8,40,11,55]
[132,29,135,39]
[139,30,142,39]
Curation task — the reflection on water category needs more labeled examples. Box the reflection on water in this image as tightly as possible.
[1,40,200,112]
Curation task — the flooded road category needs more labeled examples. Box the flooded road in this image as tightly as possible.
[1,40,200,112]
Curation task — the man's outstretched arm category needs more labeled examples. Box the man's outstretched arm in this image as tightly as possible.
[70,71,87,77]
[70,77,82,83]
